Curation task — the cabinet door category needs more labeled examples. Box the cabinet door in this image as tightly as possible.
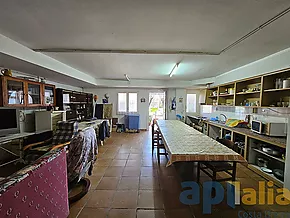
[26,82,42,106]
[44,85,56,106]
[3,77,25,106]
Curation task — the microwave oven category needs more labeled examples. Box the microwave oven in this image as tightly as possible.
[251,120,287,137]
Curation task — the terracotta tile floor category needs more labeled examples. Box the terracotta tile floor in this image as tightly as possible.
[69,131,290,218]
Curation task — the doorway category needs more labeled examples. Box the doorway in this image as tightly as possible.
[149,92,166,126]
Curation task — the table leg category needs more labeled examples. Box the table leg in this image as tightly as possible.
[197,162,200,183]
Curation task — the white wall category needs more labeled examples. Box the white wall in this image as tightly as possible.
[166,89,177,120]
[48,80,83,92]
[175,89,186,118]
[84,87,207,127]
[166,88,206,120]
[212,47,290,86]
[186,89,206,116]
[166,88,188,120]
[84,88,165,130]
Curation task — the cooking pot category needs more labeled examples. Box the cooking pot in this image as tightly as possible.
[261,146,282,157]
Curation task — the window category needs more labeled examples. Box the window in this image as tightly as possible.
[118,93,127,113]
[128,93,138,112]
[201,105,212,114]
[186,94,197,113]
[118,92,138,113]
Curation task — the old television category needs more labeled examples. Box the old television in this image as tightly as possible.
[0,108,20,137]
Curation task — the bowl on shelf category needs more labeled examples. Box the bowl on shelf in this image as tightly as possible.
[273,169,284,181]
[261,146,283,157]
[260,167,273,174]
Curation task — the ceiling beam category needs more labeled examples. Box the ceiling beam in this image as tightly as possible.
[32,48,219,55]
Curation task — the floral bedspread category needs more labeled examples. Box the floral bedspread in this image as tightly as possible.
[156,120,246,166]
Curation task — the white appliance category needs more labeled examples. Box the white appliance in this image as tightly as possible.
[251,120,287,137]
[35,111,66,132]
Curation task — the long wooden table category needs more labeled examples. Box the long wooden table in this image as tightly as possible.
[156,120,246,166]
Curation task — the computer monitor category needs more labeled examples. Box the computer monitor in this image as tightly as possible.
[0,108,20,136]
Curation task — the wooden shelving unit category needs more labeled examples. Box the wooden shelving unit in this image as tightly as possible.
[206,68,290,108]
[236,91,260,95]
[248,164,283,187]
[217,82,235,106]
[264,87,290,92]
[205,87,219,105]
[252,148,285,163]
[204,69,290,188]
[219,93,234,97]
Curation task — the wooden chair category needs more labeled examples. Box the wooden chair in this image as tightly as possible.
[197,138,237,183]
[151,120,167,163]
[151,121,159,153]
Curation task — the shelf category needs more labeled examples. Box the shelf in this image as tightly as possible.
[219,94,234,97]
[248,164,283,186]
[236,91,260,95]
[64,102,87,104]
[264,87,290,92]
[208,96,218,98]
[252,148,285,163]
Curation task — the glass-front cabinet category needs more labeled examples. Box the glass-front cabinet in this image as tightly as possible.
[44,85,55,106]
[1,76,56,107]
[27,82,42,106]
[4,77,25,106]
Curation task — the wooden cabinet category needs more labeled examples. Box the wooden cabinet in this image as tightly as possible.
[206,121,286,187]
[205,87,218,105]
[1,76,25,107]
[205,68,290,108]
[95,103,113,119]
[26,81,43,107]
[56,88,93,120]
[262,70,290,107]
[43,84,56,106]
[218,82,235,106]
[0,76,55,107]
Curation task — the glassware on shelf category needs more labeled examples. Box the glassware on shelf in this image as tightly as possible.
[7,80,24,105]
[27,83,41,104]
[275,78,283,89]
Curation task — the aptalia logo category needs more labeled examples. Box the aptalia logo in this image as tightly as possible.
[179,181,290,214]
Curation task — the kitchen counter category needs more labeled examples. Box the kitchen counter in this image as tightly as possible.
[205,120,286,148]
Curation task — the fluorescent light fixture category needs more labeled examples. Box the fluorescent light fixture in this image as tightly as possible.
[169,63,180,77]
[124,74,130,81]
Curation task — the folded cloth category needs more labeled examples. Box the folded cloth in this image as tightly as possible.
[225,119,242,127]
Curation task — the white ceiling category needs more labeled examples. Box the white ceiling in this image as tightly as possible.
[0,0,290,83]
